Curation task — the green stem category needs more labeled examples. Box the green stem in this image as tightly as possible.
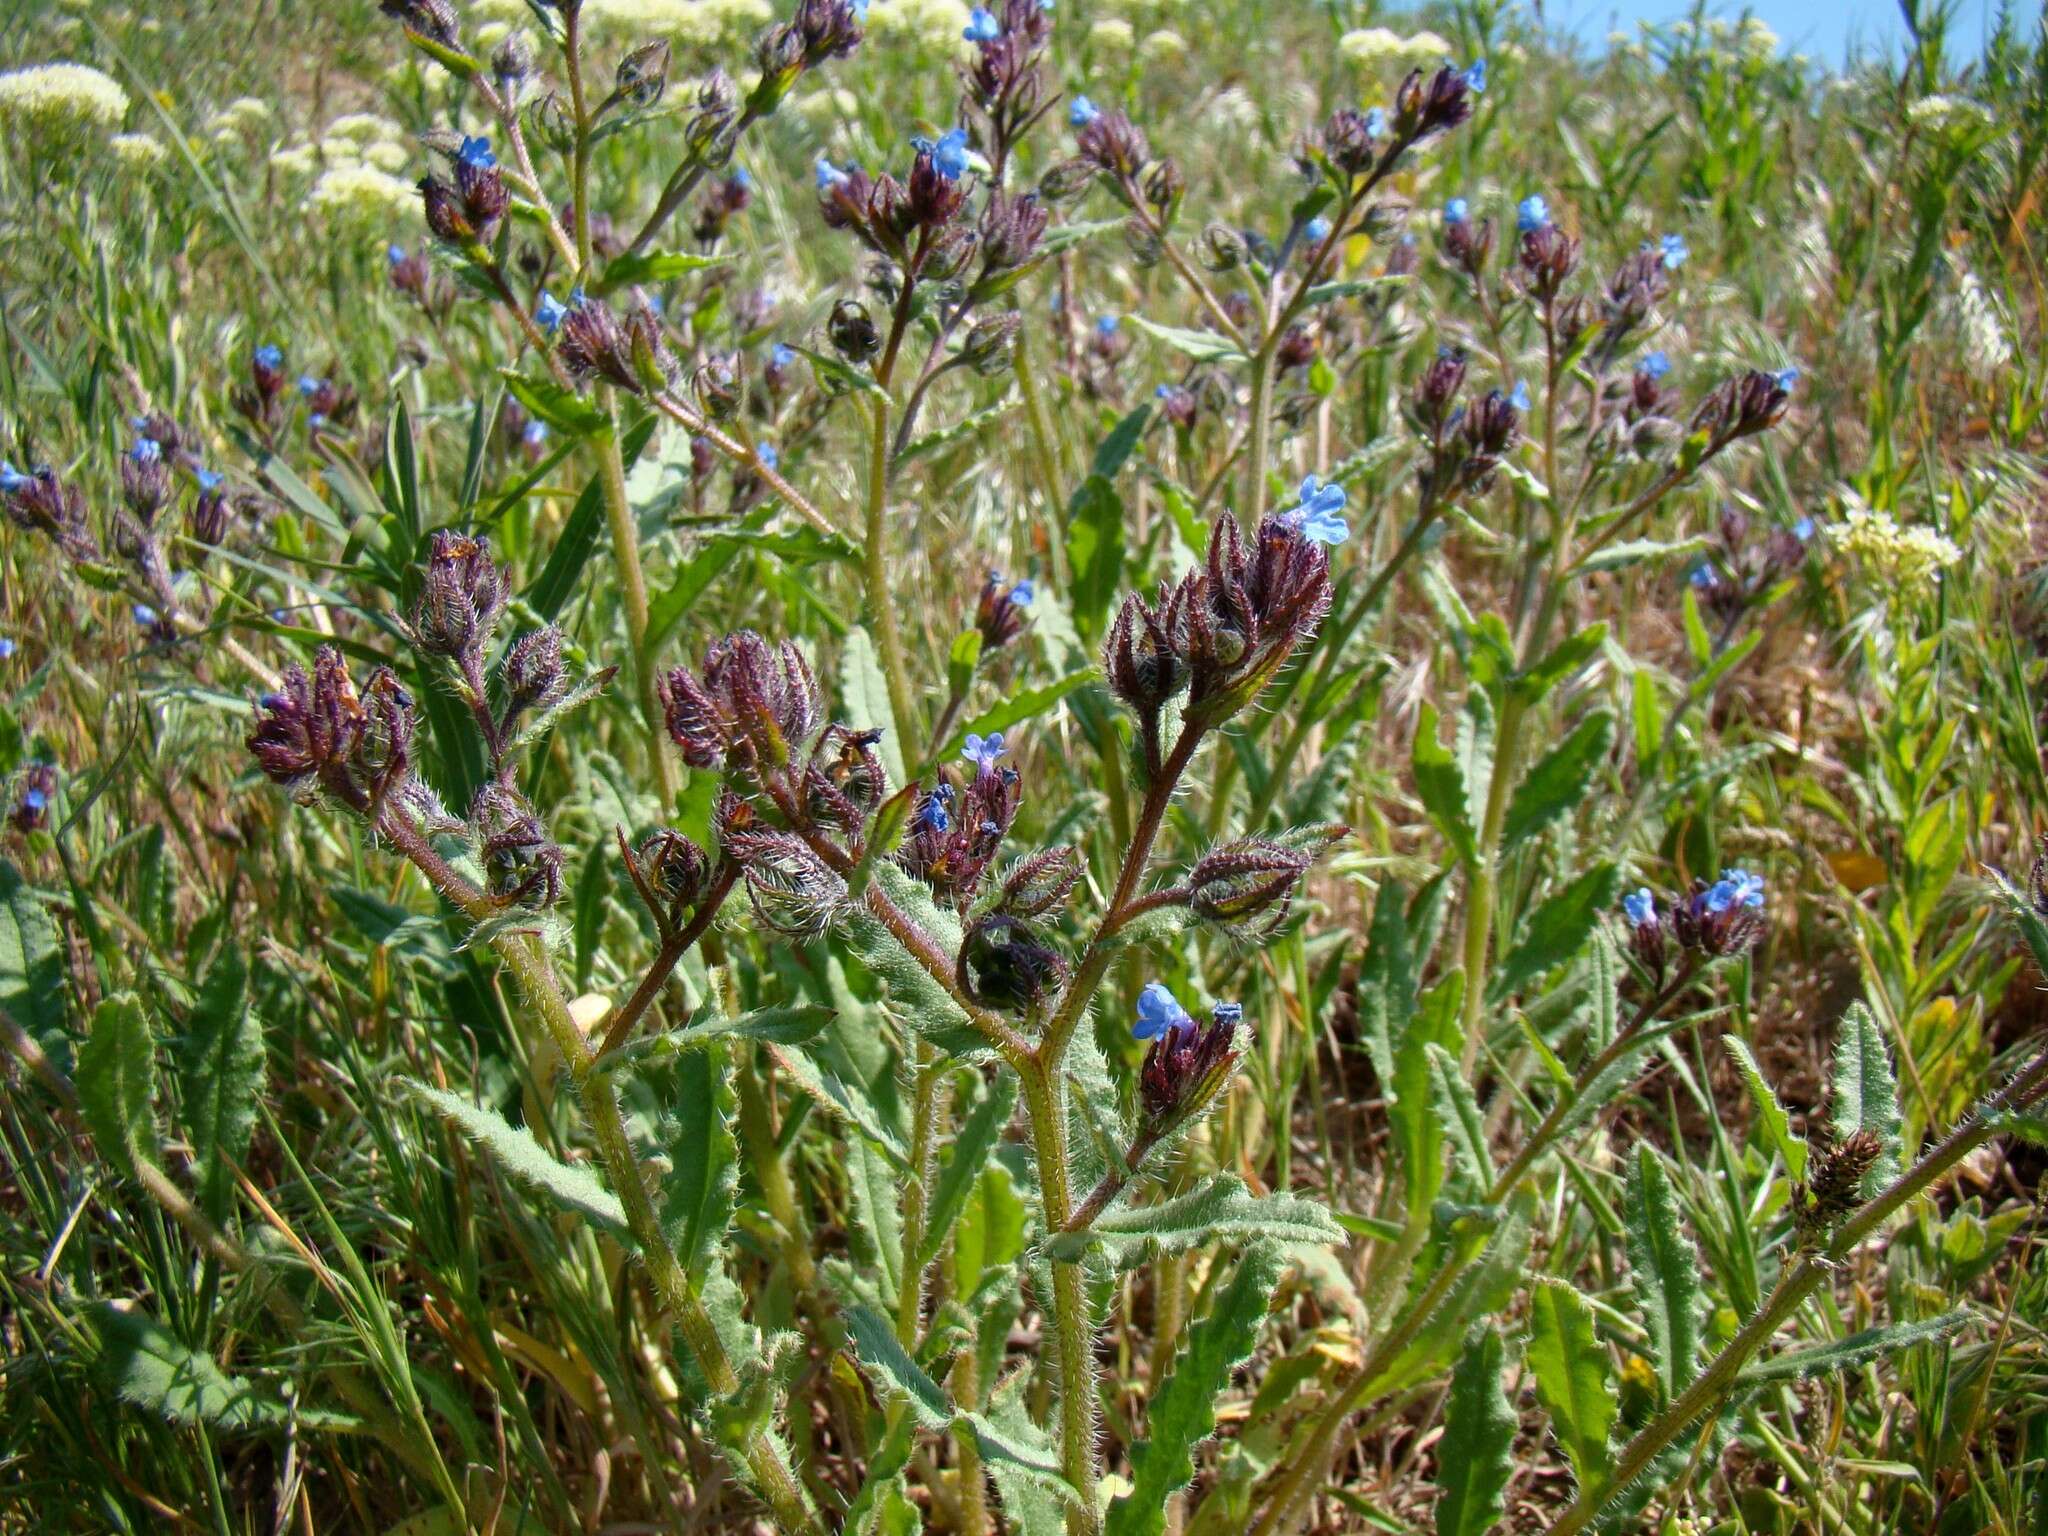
[864,394,922,752]
[594,403,679,807]
[1242,342,1278,522]
[1020,1057,1098,1534]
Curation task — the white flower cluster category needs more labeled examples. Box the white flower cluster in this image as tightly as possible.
[0,62,130,142]
[583,0,775,47]
[1944,267,2012,379]
[1833,496,1962,599]
[1337,27,1451,66]
[1906,94,1995,133]
[109,131,169,169]
[307,163,420,223]
[205,96,274,142]
[273,110,415,198]
[863,0,974,55]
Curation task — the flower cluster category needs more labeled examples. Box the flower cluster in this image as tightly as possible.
[1134,984,1248,1130]
[1621,868,1768,977]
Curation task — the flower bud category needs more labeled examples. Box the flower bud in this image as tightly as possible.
[410,530,506,660]
[829,299,882,363]
[1189,836,1316,935]
[10,760,56,835]
[960,312,1022,375]
[1139,1000,1247,1130]
[502,625,566,714]
[996,845,1082,918]
[1670,868,1766,957]
[615,39,671,107]
[957,913,1069,1011]
[1198,220,1246,272]
[472,784,564,909]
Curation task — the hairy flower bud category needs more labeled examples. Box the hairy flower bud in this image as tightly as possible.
[1670,868,1766,956]
[829,299,882,364]
[1198,220,1247,272]
[411,530,506,660]
[974,568,1034,650]
[1140,1002,1247,1129]
[615,38,671,107]
[1105,587,1187,719]
[559,296,674,394]
[380,0,459,46]
[996,845,1083,918]
[1189,836,1317,936]
[502,625,566,714]
[472,783,564,908]
[957,912,1068,1011]
[960,311,1022,375]
[1,464,98,562]
[1802,1128,1881,1236]
[660,630,822,774]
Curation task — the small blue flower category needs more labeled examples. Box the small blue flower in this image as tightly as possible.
[915,793,952,833]
[758,443,780,470]
[1640,350,1671,379]
[1133,981,1192,1041]
[132,603,158,627]
[1623,888,1655,926]
[1462,58,1487,92]
[1304,215,1332,244]
[1517,194,1550,234]
[1774,366,1801,391]
[1658,233,1689,270]
[0,461,26,494]
[1687,559,1717,589]
[731,166,752,189]
[456,135,495,169]
[931,127,971,181]
[297,374,324,398]
[1069,94,1100,128]
[195,468,225,492]
[523,419,550,446]
[129,437,162,465]
[569,285,589,309]
[961,730,1007,772]
[0,639,15,659]
[1284,474,1350,545]
[1509,379,1531,412]
[1095,314,1120,337]
[963,6,1001,41]
[536,290,568,332]
[1792,515,1815,541]
[1444,196,1469,225]
[387,243,408,265]
[1008,579,1035,605]
[1364,106,1386,136]
[1719,868,1766,909]
[21,787,45,813]
[254,344,284,370]
[1212,1001,1243,1027]
[771,342,797,369]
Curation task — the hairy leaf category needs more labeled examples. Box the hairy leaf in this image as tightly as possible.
[1625,1147,1701,1399]
[1413,702,1478,867]
[1490,862,1619,1003]
[177,941,265,1223]
[1433,1327,1515,1536]
[1502,711,1615,850]
[918,1072,1018,1270]
[1736,1309,1969,1386]
[1425,1044,1493,1195]
[0,858,66,1060]
[1051,1174,1344,1263]
[78,994,157,1179]
[844,627,908,788]
[403,1081,628,1235]
[1829,1003,1903,1191]
[660,1049,739,1280]
[1526,1278,1616,1495]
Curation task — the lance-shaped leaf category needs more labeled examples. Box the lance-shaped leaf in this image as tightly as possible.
[918,1072,1019,1270]
[95,1305,319,1432]
[403,1081,628,1235]
[78,994,157,1178]
[1829,1002,1903,1191]
[1048,1174,1344,1264]
[1625,1146,1701,1399]
[660,1049,739,1280]
[1392,970,1465,1222]
[1489,862,1619,1003]
[1735,1309,1969,1387]
[1526,1278,1617,1496]
[1501,711,1615,850]
[0,859,67,1064]
[844,626,908,787]
[1425,1044,1493,1195]
[767,1041,911,1167]
[1107,1242,1284,1536]
[1723,1037,1808,1183]
[1413,701,1479,867]
[1433,1327,1516,1536]
[176,940,265,1223]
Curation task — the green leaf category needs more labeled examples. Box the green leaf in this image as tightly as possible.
[177,941,265,1223]
[844,628,908,788]
[1515,623,1608,703]
[1393,970,1464,1221]
[1526,1278,1617,1496]
[526,415,659,621]
[933,670,1095,765]
[1433,1327,1516,1536]
[94,1304,307,1431]
[1829,1003,1903,1191]
[1051,1174,1343,1263]
[1122,315,1247,364]
[1093,402,1156,479]
[1424,1044,1492,1195]
[918,1072,1018,1269]
[1735,1310,1969,1387]
[637,1004,834,1054]
[766,1043,911,1166]
[1501,712,1615,850]
[500,370,610,439]
[0,858,67,1062]
[592,248,729,294]
[1064,474,1126,645]
[1413,702,1477,867]
[1723,1036,1808,1183]
[78,994,157,1178]
[1625,1147,1701,1399]
[402,1081,628,1235]
[660,1050,738,1280]
[1490,863,1619,1003]
[1107,1242,1284,1536]
[1571,535,1708,575]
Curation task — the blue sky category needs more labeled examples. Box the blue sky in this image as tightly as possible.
[1543,0,2002,67]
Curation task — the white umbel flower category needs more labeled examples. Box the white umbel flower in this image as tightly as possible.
[0,63,130,137]
[307,163,419,222]
[109,132,169,168]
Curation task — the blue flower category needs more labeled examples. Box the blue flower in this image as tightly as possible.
[523,420,550,446]
[1095,314,1120,337]
[931,127,971,181]
[1792,515,1814,541]
[1283,474,1350,545]
[536,290,568,332]
[1462,58,1487,92]
[132,603,158,627]
[731,166,752,189]
[1304,215,1332,243]
[1212,1001,1243,1026]
[1509,379,1531,412]
[1774,366,1801,391]
[195,468,225,492]
[961,730,1007,771]
[297,374,324,398]
[387,243,408,265]
[1069,94,1100,128]
[771,342,797,368]
[1622,888,1656,926]
[1719,867,1766,909]
[21,787,44,813]
[758,443,780,470]
[1444,196,1469,225]
[0,461,20,494]
[1639,350,1671,379]
[915,792,952,833]
[1133,981,1192,1041]
[1364,106,1386,137]
[254,344,284,370]
[964,6,1001,41]
[1516,194,1550,233]
[569,285,589,309]
[129,437,161,465]
[0,639,15,659]
[1658,233,1689,270]
[456,135,495,169]
[1687,559,1717,589]
[1009,579,1035,605]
